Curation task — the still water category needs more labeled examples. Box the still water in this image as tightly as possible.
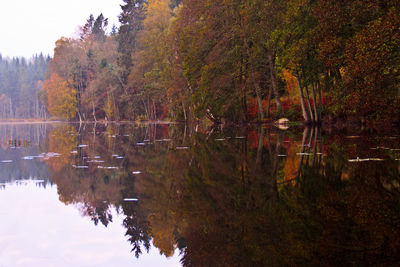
[0,123,399,266]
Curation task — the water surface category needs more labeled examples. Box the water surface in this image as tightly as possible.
[0,123,399,266]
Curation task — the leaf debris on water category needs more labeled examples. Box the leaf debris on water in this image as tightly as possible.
[78,145,89,148]
[348,157,384,162]
[124,198,138,202]
[176,146,189,150]
[72,165,89,169]
[98,166,118,169]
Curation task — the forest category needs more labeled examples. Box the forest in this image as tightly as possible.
[11,0,400,124]
[0,54,49,119]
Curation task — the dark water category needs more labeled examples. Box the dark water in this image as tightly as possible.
[0,123,399,266]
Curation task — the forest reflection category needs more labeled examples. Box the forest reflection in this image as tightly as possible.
[41,123,400,266]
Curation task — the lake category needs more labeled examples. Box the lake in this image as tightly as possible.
[0,123,399,266]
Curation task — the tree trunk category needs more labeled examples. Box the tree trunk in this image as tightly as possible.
[92,102,97,122]
[182,100,187,122]
[311,83,319,123]
[317,80,322,122]
[266,86,272,118]
[152,100,156,120]
[77,111,82,123]
[142,99,149,119]
[295,75,311,123]
[254,83,264,121]
[304,85,314,123]
[268,53,282,117]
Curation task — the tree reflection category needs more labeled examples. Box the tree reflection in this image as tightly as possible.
[43,123,400,265]
[45,124,124,227]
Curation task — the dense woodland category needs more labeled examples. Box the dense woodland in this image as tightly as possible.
[30,0,400,123]
[0,54,49,119]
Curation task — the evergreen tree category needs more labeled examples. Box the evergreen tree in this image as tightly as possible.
[117,0,147,84]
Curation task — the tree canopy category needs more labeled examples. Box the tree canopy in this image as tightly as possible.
[35,0,400,124]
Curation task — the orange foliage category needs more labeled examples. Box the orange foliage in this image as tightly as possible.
[283,142,301,184]
[46,126,77,172]
[43,73,77,119]
[283,69,298,103]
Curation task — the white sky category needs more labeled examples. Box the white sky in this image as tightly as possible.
[0,0,124,59]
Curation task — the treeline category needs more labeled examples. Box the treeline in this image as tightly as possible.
[43,0,400,124]
[0,54,49,119]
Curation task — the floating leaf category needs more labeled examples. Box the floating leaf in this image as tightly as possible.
[124,198,138,202]
[78,145,88,148]
[72,165,89,169]
[348,157,384,162]
[175,146,189,150]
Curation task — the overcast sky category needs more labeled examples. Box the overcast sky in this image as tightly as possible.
[0,0,124,59]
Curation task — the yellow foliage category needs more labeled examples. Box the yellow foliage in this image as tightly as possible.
[128,0,172,89]
[47,125,77,172]
[283,69,299,101]
[104,93,116,120]
[283,142,301,185]
[43,73,77,119]
[148,213,177,257]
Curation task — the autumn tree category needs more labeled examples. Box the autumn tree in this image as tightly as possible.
[127,0,173,120]
[43,73,77,119]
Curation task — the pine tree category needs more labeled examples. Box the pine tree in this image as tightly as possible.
[117,0,147,84]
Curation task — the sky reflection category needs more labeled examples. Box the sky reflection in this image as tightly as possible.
[0,182,181,267]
